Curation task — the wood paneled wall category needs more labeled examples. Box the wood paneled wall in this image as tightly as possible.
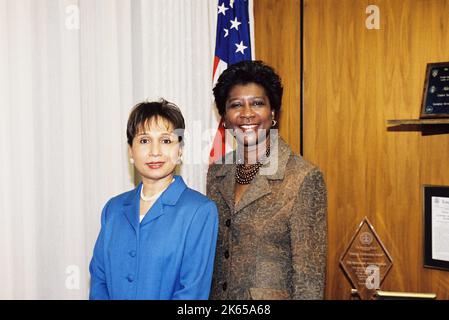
[254,0,301,155]
[254,0,449,299]
[303,0,449,299]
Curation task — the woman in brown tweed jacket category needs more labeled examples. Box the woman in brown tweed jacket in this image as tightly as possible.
[207,60,327,300]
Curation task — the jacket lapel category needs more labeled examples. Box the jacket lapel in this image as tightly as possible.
[141,199,164,224]
[140,175,187,226]
[214,137,292,214]
[215,158,272,214]
[217,164,236,212]
[122,185,140,233]
[235,174,271,213]
[263,137,291,181]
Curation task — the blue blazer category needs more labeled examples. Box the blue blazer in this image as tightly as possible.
[89,176,218,300]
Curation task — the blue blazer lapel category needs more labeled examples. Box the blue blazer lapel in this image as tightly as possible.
[140,175,187,226]
[141,199,164,224]
[122,184,141,232]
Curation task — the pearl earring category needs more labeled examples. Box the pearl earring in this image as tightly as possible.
[130,158,135,164]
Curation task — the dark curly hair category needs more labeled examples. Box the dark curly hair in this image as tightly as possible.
[213,60,283,117]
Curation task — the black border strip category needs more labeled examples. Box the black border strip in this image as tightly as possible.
[300,0,304,156]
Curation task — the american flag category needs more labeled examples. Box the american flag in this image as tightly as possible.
[210,0,252,164]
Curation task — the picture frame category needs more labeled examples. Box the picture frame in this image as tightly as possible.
[420,62,449,119]
[423,185,449,271]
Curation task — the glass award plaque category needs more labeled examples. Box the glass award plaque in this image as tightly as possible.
[340,217,393,300]
[420,62,449,118]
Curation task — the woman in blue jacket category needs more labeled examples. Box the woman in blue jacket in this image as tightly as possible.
[89,99,218,300]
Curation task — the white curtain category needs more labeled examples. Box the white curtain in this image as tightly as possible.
[0,0,220,299]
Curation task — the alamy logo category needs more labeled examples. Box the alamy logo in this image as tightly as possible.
[65,265,80,290]
[65,5,80,30]
[366,5,380,30]
[365,264,380,290]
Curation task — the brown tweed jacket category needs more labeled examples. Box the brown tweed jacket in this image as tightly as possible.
[206,138,327,300]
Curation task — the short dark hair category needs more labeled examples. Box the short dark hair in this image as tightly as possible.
[213,60,283,117]
[126,99,185,146]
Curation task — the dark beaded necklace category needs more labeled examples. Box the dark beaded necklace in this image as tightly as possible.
[235,145,271,185]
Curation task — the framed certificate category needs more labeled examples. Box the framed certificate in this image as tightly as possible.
[423,185,449,271]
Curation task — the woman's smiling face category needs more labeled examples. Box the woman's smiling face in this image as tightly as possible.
[128,116,181,183]
[224,83,274,147]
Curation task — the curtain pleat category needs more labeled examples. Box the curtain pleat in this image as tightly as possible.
[0,0,219,299]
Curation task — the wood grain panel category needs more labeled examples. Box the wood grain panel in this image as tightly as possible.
[254,0,301,155]
[304,0,449,299]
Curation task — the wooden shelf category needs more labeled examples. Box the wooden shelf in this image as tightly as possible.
[387,118,449,125]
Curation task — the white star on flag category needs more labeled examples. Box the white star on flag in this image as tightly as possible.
[235,41,247,54]
[230,17,241,30]
[210,0,253,163]
[217,3,229,16]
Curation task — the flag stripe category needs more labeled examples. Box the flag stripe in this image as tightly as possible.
[209,0,252,164]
